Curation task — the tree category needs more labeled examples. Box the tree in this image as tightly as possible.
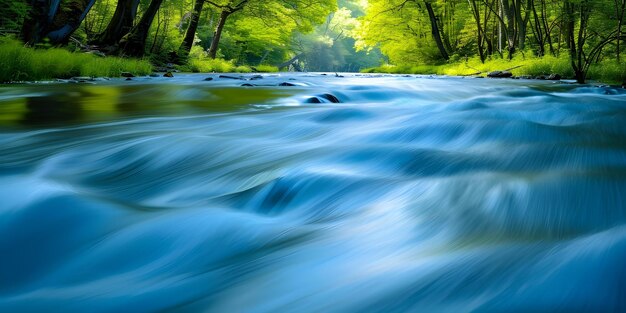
[91,0,140,47]
[178,0,206,60]
[357,0,459,64]
[116,0,165,57]
[204,0,336,59]
[206,1,248,59]
[21,0,96,45]
[424,0,450,60]
[565,0,626,83]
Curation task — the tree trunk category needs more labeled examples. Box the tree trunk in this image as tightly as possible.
[529,0,544,56]
[117,0,164,57]
[616,0,626,62]
[46,0,96,44]
[500,0,517,58]
[517,0,531,50]
[92,0,140,46]
[207,10,230,59]
[278,53,304,69]
[178,0,205,59]
[424,1,449,60]
[21,0,94,45]
[468,0,486,63]
[20,0,53,45]
[565,0,589,84]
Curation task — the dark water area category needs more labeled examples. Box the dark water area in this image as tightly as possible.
[1,74,626,312]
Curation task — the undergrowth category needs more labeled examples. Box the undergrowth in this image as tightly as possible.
[0,38,152,82]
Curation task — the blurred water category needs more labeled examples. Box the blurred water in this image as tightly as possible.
[1,74,626,312]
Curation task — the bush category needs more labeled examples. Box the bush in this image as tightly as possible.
[362,54,583,80]
[0,38,152,82]
[588,60,626,83]
[254,65,279,73]
[181,53,279,73]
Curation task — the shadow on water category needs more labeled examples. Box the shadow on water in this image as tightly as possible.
[22,93,84,125]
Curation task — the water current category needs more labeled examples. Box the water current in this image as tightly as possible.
[1,74,625,312]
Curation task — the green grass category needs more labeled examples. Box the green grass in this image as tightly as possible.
[0,38,152,82]
[254,65,279,73]
[363,54,626,84]
[178,58,279,73]
[178,46,279,73]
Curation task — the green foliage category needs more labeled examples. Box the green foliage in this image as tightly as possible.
[0,39,152,82]
[9,0,624,82]
[363,54,575,78]
[588,60,626,84]
[364,53,626,84]
[0,1,29,31]
[358,0,626,83]
[254,65,279,73]
[179,56,278,73]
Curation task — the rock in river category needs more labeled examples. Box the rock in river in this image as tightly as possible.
[487,71,513,78]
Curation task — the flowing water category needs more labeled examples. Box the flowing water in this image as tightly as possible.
[1,74,626,312]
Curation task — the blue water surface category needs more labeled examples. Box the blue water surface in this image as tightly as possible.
[0,74,625,312]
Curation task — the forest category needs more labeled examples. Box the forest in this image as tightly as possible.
[1,0,626,83]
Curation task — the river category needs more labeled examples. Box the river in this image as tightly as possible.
[1,73,625,312]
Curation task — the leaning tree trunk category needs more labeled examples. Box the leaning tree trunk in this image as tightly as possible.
[92,0,140,46]
[207,10,230,59]
[117,0,164,57]
[21,0,94,45]
[424,1,449,60]
[178,0,205,59]
[46,0,96,44]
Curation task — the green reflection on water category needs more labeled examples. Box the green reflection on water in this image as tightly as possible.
[0,83,296,127]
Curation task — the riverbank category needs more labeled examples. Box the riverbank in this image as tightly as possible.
[363,55,626,85]
[0,39,152,83]
[0,39,279,83]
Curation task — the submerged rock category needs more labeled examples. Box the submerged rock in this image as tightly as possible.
[163,72,174,78]
[305,97,322,103]
[204,77,214,81]
[241,83,256,87]
[279,82,297,87]
[304,93,341,104]
[320,93,341,103]
[487,71,513,78]
[219,75,244,80]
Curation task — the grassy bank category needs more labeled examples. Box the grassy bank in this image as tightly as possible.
[0,39,280,82]
[176,47,279,73]
[178,58,279,73]
[0,39,153,83]
[363,55,626,84]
